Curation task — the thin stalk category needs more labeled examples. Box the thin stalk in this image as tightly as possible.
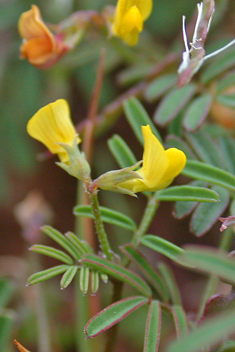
[88,191,113,261]
[103,195,160,352]
[74,49,106,352]
[197,228,234,320]
[121,195,159,267]
[132,195,160,248]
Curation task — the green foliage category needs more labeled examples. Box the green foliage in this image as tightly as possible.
[6,0,235,351]
[141,235,188,267]
[108,134,137,168]
[121,245,169,301]
[81,253,152,297]
[183,94,213,131]
[60,266,79,290]
[201,47,235,84]
[30,244,74,265]
[155,185,219,202]
[171,305,188,338]
[182,160,235,191]
[182,247,235,285]
[167,308,235,352]
[41,226,82,261]
[143,301,162,352]
[27,265,70,286]
[154,84,197,126]
[144,74,178,102]
[190,186,230,237]
[157,263,182,306]
[85,296,148,338]
[73,205,137,231]
[123,97,162,143]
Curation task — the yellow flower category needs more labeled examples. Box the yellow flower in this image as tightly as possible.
[112,0,152,45]
[27,99,79,164]
[119,125,187,193]
[18,5,69,68]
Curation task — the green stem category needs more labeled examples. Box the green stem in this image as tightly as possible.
[102,194,159,352]
[74,183,93,352]
[103,194,159,352]
[74,49,106,352]
[197,228,234,320]
[132,195,160,248]
[88,191,113,261]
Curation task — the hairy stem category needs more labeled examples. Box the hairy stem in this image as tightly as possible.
[74,49,106,352]
[103,195,160,352]
[88,191,113,261]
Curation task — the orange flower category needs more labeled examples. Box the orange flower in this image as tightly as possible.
[18,5,69,68]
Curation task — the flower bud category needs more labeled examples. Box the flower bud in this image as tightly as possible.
[18,5,70,68]
[95,161,143,197]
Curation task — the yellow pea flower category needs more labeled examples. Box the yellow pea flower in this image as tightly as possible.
[112,0,152,45]
[118,125,187,193]
[18,5,69,68]
[27,99,80,164]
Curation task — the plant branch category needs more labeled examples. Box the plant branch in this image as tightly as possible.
[74,49,106,352]
[76,53,178,137]
[87,191,113,261]
[131,195,160,248]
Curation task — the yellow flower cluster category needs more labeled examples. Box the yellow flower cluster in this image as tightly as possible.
[27,100,186,194]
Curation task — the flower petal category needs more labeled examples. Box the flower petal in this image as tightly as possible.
[153,148,187,190]
[18,5,53,41]
[140,125,168,188]
[112,0,152,45]
[116,6,143,45]
[163,148,187,181]
[115,0,152,22]
[27,99,79,163]
[20,37,53,63]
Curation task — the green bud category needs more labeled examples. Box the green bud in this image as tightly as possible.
[94,161,143,197]
[56,137,91,182]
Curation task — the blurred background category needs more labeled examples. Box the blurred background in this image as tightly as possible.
[0,0,235,351]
